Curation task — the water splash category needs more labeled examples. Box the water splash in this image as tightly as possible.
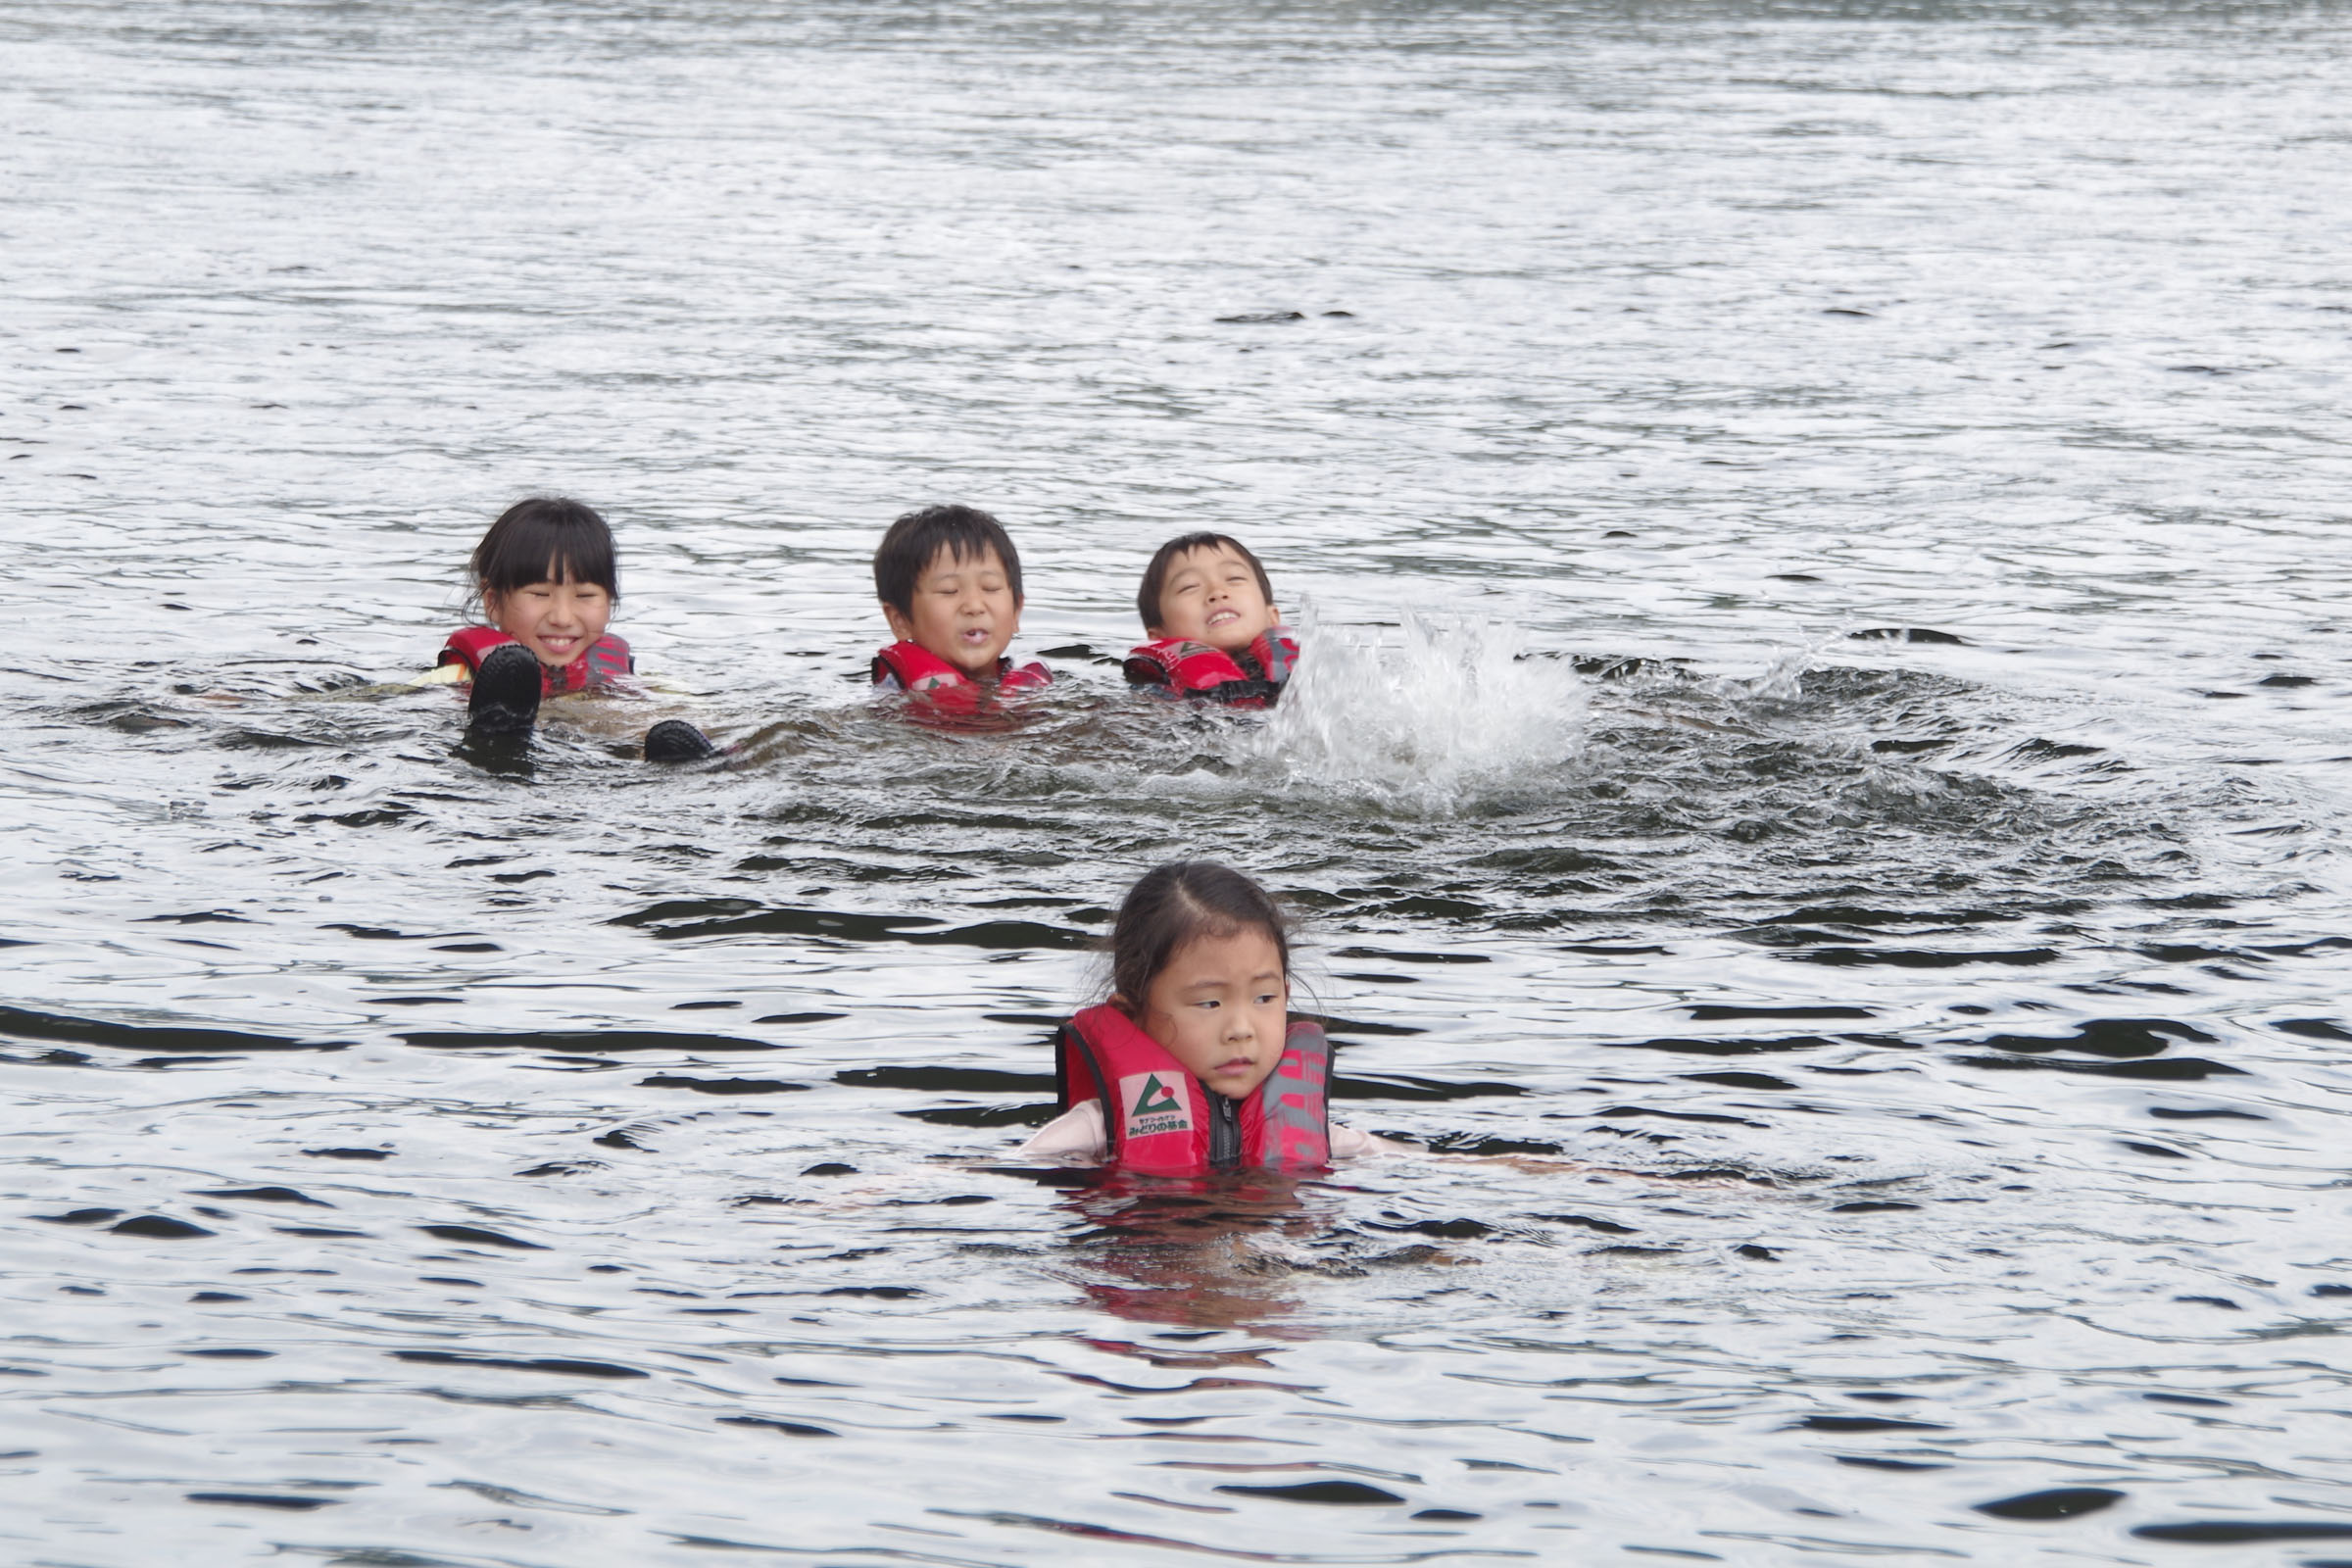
[1248,605,1585,812]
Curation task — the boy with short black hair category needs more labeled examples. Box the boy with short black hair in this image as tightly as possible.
[871,504,1050,696]
[641,502,1049,763]
[1125,532,1297,705]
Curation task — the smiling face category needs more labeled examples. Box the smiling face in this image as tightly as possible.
[884,544,1021,677]
[484,572,612,668]
[1149,543,1279,654]
[1132,926,1290,1102]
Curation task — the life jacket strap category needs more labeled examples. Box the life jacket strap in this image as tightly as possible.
[1243,628,1299,688]
[1123,638,1278,705]
[873,641,970,691]
[440,628,634,696]
[1053,1004,1330,1174]
[874,643,1053,696]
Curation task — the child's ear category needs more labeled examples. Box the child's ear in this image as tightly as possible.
[479,583,503,621]
[1267,604,1282,626]
[1145,623,1168,640]
[882,602,915,643]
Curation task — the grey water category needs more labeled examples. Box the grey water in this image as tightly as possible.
[3,1,2350,1561]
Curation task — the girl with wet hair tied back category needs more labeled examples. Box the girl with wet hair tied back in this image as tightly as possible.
[1023,860,1391,1174]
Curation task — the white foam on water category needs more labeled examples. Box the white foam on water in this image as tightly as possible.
[1246,603,1586,813]
[1722,643,1816,706]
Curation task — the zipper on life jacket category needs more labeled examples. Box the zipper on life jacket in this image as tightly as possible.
[1207,1092,1241,1169]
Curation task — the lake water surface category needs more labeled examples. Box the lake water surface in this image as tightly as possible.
[4,2,2350,1562]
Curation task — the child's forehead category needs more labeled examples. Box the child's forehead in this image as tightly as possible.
[919,540,1007,577]
[1166,923,1285,968]
[497,558,599,588]
[1167,543,1254,576]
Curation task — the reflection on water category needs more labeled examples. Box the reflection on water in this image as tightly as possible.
[4,0,2351,1560]
[1059,1178,1338,1334]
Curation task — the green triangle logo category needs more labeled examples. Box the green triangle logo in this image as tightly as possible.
[1134,1074,1181,1115]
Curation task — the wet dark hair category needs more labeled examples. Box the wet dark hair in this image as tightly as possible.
[471,497,618,606]
[873,505,1023,616]
[1108,860,1291,1015]
[1136,532,1273,632]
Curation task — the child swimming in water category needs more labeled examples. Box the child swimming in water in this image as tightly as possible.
[1124,533,1298,705]
[871,504,1051,699]
[641,502,1049,761]
[427,497,634,736]
[1022,860,1386,1172]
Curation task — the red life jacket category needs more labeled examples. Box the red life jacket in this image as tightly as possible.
[872,641,1052,697]
[1054,1004,1331,1175]
[438,626,634,696]
[1123,628,1298,706]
